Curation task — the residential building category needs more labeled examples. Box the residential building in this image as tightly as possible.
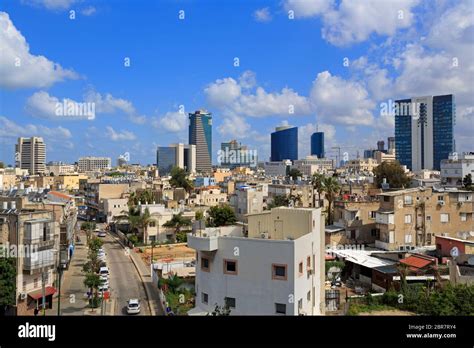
[194,176,216,187]
[157,143,196,175]
[292,156,334,176]
[395,94,455,171]
[0,207,58,315]
[213,168,232,183]
[15,137,46,175]
[310,132,324,159]
[229,186,264,222]
[375,187,473,251]
[268,183,314,208]
[103,198,129,224]
[187,207,326,315]
[440,152,474,187]
[271,126,298,161]
[374,149,396,164]
[189,110,212,173]
[46,161,75,176]
[188,187,227,207]
[344,158,379,173]
[78,157,111,172]
[264,160,291,177]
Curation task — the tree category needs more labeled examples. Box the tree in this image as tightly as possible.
[288,168,302,181]
[267,195,289,209]
[373,161,411,189]
[311,173,325,208]
[169,167,193,192]
[322,176,341,225]
[81,221,96,231]
[83,273,103,309]
[163,213,192,242]
[207,205,236,227]
[0,257,16,315]
[463,174,473,190]
[139,208,153,245]
[195,210,204,221]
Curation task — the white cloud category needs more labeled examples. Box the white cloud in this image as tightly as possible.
[217,114,252,138]
[310,71,375,126]
[81,6,96,16]
[254,7,272,22]
[25,91,93,120]
[105,126,136,141]
[205,71,311,117]
[0,115,72,139]
[152,111,187,132]
[0,12,78,88]
[283,0,419,46]
[84,89,147,124]
[21,0,77,10]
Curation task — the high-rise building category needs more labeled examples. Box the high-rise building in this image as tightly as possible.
[310,132,324,158]
[271,126,298,162]
[189,110,212,173]
[78,157,111,172]
[157,143,196,175]
[15,137,46,175]
[377,140,385,152]
[387,137,395,152]
[395,95,455,171]
[219,140,258,168]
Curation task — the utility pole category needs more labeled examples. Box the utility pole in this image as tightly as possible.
[57,266,63,315]
[41,269,46,316]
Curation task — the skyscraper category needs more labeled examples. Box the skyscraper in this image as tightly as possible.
[157,143,196,175]
[15,137,46,175]
[219,140,258,168]
[395,94,455,171]
[271,126,298,161]
[310,132,325,158]
[377,140,385,152]
[387,137,395,152]
[189,110,212,173]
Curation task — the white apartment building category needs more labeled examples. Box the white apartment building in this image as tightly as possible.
[16,137,46,175]
[78,157,112,172]
[187,207,325,316]
[46,162,76,176]
[292,156,334,176]
[229,187,264,222]
[103,198,129,224]
[188,187,227,207]
[441,153,474,187]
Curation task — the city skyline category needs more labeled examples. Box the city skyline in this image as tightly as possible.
[0,0,473,166]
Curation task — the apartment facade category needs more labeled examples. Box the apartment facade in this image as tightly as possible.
[292,156,334,176]
[375,187,473,251]
[15,137,46,175]
[0,207,58,315]
[79,180,129,221]
[440,153,474,187]
[188,187,227,207]
[229,187,264,222]
[78,157,111,172]
[187,207,325,315]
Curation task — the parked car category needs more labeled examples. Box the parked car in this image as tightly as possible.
[98,231,107,237]
[98,282,109,292]
[127,299,141,314]
[99,266,109,277]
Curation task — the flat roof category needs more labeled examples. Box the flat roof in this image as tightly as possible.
[328,248,397,269]
[325,225,345,234]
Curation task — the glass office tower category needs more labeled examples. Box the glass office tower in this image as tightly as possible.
[310,132,325,158]
[189,110,212,173]
[271,126,298,161]
[157,146,177,175]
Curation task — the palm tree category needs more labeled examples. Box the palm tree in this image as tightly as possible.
[163,213,192,241]
[311,173,325,208]
[322,176,341,225]
[139,208,153,245]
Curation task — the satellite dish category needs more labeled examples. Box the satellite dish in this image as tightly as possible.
[450,246,459,258]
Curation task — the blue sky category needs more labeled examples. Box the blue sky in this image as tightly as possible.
[0,0,473,166]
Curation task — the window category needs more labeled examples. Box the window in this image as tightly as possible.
[201,257,210,272]
[224,259,238,275]
[275,303,286,314]
[201,292,208,304]
[298,299,303,310]
[404,234,412,243]
[441,213,449,223]
[307,291,311,302]
[149,221,156,227]
[225,297,236,308]
[404,195,413,205]
[404,214,412,224]
[383,196,390,202]
[307,256,311,269]
[298,262,303,275]
[426,215,431,221]
[438,195,444,201]
[272,264,287,280]
[369,211,377,219]
[460,213,467,222]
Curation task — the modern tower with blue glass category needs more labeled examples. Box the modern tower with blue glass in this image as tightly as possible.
[189,110,212,173]
[271,126,298,161]
[311,132,325,158]
[395,95,455,171]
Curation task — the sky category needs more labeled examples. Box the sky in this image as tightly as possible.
[0,0,473,166]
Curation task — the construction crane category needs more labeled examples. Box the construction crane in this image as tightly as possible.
[330,145,357,167]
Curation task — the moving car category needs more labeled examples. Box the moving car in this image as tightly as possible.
[127,299,141,314]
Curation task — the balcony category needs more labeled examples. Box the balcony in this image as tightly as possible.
[187,229,220,251]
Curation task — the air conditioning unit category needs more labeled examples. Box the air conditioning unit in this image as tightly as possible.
[399,245,406,251]
[437,201,445,206]
[261,232,269,239]
[20,293,27,300]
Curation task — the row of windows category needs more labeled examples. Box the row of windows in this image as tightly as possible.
[403,212,469,224]
[201,256,314,280]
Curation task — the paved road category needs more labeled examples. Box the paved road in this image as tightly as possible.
[102,233,150,315]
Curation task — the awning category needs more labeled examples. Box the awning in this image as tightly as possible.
[187,307,209,316]
[28,286,56,300]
